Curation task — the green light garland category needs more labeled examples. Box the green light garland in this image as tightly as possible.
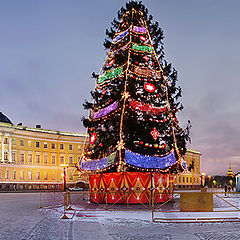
[98,66,123,84]
[131,43,153,53]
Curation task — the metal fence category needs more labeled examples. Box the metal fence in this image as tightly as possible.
[39,190,240,222]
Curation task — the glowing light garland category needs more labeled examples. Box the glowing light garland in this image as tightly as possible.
[125,149,176,169]
[132,26,147,33]
[93,101,118,119]
[131,43,153,52]
[98,66,124,84]
[128,99,168,115]
[113,29,129,43]
[81,151,117,171]
[130,64,161,78]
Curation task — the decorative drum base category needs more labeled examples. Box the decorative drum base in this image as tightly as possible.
[89,172,173,204]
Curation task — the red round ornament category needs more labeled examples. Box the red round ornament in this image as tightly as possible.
[108,59,115,66]
[144,83,156,93]
[89,132,97,144]
[143,55,149,61]
[139,35,147,41]
[139,141,144,145]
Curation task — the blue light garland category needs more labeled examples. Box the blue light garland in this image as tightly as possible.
[81,151,117,171]
[125,149,176,169]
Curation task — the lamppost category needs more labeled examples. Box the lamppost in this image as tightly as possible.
[201,173,206,187]
[208,175,211,188]
[61,164,69,191]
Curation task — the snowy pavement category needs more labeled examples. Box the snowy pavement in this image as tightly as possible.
[1,192,240,239]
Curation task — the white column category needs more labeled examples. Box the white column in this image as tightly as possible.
[1,133,4,163]
[9,135,12,163]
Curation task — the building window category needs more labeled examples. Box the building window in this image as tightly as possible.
[12,152,16,163]
[193,178,195,183]
[52,155,56,165]
[28,171,32,180]
[36,141,40,148]
[28,154,32,164]
[186,177,188,183]
[44,172,48,180]
[36,154,40,164]
[4,138,8,144]
[13,171,16,180]
[183,177,185,183]
[190,177,192,183]
[5,170,9,179]
[12,138,16,146]
[20,171,24,180]
[69,156,73,165]
[52,143,56,149]
[60,144,64,150]
[44,155,48,164]
[4,152,8,161]
[179,177,181,183]
[28,140,32,147]
[44,142,48,149]
[37,172,40,180]
[69,144,73,150]
[20,140,24,147]
[60,156,64,164]
[20,153,24,164]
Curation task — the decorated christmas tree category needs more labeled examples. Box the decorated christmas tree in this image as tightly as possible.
[80,1,190,203]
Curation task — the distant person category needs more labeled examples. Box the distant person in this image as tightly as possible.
[224,185,227,196]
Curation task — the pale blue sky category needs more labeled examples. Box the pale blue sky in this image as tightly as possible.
[0,0,240,175]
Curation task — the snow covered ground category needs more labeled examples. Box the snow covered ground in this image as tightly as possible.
[2,192,240,239]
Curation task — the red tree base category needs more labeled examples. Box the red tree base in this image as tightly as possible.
[89,172,173,204]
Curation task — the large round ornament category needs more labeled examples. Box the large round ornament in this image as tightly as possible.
[139,35,147,41]
[89,132,97,144]
[108,59,115,66]
[144,83,156,93]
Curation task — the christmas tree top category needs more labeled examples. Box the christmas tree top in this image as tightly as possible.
[81,1,190,174]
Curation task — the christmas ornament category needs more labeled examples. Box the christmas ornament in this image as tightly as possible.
[151,128,160,141]
[139,35,147,41]
[143,55,149,61]
[89,132,97,144]
[144,83,156,93]
[108,59,115,66]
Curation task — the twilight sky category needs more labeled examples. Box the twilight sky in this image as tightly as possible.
[0,0,239,175]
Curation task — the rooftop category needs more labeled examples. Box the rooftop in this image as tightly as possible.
[0,112,13,125]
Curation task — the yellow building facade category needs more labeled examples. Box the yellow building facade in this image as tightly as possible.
[174,149,201,189]
[0,118,87,191]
